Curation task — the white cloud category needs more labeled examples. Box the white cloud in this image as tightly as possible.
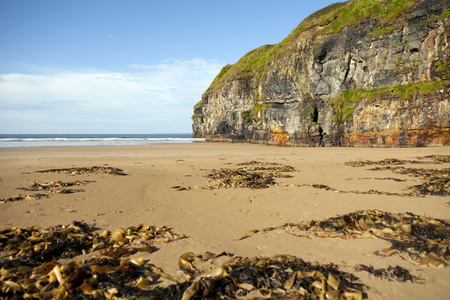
[0,58,223,133]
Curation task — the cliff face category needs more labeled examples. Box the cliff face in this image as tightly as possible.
[192,0,450,146]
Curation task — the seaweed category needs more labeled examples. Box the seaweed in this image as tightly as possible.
[355,264,418,282]
[240,209,450,267]
[37,166,127,176]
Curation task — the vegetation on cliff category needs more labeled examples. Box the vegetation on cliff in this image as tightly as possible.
[291,0,419,36]
[193,0,449,147]
[342,80,448,102]
[332,80,450,124]
[202,0,425,99]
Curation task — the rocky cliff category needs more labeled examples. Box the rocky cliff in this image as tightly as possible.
[192,0,450,147]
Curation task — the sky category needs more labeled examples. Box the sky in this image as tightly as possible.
[0,0,341,134]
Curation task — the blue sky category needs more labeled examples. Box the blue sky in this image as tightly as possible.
[0,0,340,134]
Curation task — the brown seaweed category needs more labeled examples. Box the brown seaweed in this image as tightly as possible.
[417,155,450,163]
[0,222,185,269]
[171,253,365,300]
[37,166,127,176]
[240,209,450,268]
[344,155,450,167]
[0,222,185,299]
[205,161,296,189]
[355,264,418,282]
[16,180,92,195]
[171,161,296,191]
[347,177,406,182]
[371,166,450,197]
[306,155,450,197]
[0,194,48,204]
[206,168,277,189]
[1,167,125,203]
[0,254,170,299]
[298,183,421,197]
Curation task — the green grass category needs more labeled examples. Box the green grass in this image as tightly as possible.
[204,45,277,95]
[441,8,450,19]
[435,60,450,75]
[216,64,232,80]
[368,25,399,38]
[250,103,268,121]
[288,0,419,37]
[203,0,423,97]
[243,112,251,123]
[331,80,449,123]
[422,8,450,24]
[251,103,267,111]
[338,80,448,102]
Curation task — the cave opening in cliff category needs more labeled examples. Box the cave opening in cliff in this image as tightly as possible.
[312,106,319,123]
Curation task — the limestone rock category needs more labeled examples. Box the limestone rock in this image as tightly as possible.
[192,0,450,147]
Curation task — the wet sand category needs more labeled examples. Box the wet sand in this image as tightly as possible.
[0,143,449,299]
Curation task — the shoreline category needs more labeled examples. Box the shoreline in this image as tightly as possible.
[1,143,449,299]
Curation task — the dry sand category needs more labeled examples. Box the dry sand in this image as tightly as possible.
[0,143,449,299]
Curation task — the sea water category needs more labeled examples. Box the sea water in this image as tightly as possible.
[0,134,205,148]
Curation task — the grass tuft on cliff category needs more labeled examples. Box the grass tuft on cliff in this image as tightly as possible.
[331,80,450,123]
[203,0,422,98]
[340,80,449,102]
[290,0,420,37]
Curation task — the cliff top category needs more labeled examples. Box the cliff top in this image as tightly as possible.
[201,0,448,99]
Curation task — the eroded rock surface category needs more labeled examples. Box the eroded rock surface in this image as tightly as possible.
[192,0,450,147]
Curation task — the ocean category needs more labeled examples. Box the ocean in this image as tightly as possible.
[0,134,205,148]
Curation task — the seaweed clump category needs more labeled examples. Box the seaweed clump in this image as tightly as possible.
[205,161,295,189]
[1,166,127,203]
[1,180,91,203]
[344,155,450,197]
[355,264,418,282]
[37,166,127,176]
[17,179,92,194]
[373,166,450,196]
[170,161,295,191]
[240,209,450,267]
[344,155,450,167]
[0,222,185,298]
[165,252,365,300]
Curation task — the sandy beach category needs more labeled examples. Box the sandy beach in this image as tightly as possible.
[1,143,449,299]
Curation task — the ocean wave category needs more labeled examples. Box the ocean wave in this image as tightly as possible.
[0,137,204,142]
[0,135,205,147]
